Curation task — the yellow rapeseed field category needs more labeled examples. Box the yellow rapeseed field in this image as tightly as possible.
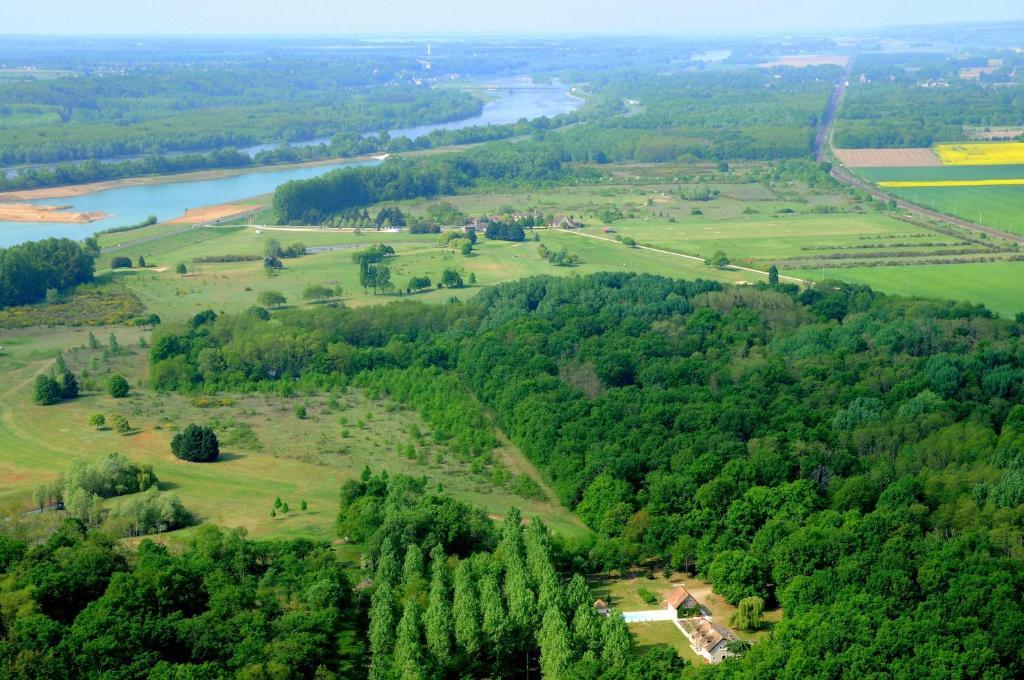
[877,178,1024,188]
[934,142,1024,165]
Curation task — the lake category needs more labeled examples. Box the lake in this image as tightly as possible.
[0,77,581,247]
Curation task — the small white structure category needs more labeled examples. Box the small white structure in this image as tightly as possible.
[593,599,610,616]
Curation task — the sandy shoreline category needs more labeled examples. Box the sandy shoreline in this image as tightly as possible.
[0,153,390,202]
[0,203,110,224]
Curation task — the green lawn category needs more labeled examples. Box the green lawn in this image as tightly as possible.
[98,226,758,322]
[851,166,1024,236]
[857,165,1024,182]
[793,261,1024,319]
[886,185,1024,237]
[0,326,586,542]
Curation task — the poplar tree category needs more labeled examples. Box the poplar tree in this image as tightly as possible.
[376,538,399,588]
[452,559,481,659]
[538,607,572,680]
[402,544,426,603]
[368,584,398,680]
[393,600,425,680]
[423,545,453,669]
[600,612,632,669]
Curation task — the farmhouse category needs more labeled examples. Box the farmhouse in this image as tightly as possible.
[664,586,699,615]
[679,618,737,664]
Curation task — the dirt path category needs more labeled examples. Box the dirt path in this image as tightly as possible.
[561,229,810,285]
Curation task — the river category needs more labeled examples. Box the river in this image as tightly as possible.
[0,77,581,247]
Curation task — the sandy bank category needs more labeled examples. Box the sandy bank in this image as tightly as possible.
[0,203,109,224]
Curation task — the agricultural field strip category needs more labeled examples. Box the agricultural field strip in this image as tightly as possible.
[878,179,1024,188]
[934,142,1024,166]
[561,229,809,284]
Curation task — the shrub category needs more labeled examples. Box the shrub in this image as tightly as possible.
[32,375,62,405]
[107,374,130,398]
[638,587,659,605]
[110,257,132,269]
[171,424,220,462]
[175,263,187,275]
[88,413,106,429]
[109,413,132,434]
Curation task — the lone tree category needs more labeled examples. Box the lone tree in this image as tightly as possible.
[88,413,106,429]
[58,371,79,400]
[107,374,130,398]
[768,264,779,286]
[258,290,287,308]
[175,263,188,275]
[171,424,220,462]
[138,256,146,268]
[110,256,132,269]
[706,250,730,268]
[730,596,765,631]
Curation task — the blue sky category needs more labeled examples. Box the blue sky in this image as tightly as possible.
[5,0,1023,35]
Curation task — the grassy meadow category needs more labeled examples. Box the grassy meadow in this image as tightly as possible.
[0,324,585,542]
[793,260,1024,318]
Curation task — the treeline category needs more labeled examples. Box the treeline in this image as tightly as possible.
[835,79,1024,147]
[272,144,578,225]
[0,63,482,165]
[0,237,95,309]
[151,273,1024,676]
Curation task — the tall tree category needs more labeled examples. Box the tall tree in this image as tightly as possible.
[368,583,398,680]
[423,545,453,669]
[392,600,425,680]
[538,607,572,680]
[452,559,481,660]
[600,613,632,669]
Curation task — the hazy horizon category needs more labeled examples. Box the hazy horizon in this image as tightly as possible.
[5,0,1024,36]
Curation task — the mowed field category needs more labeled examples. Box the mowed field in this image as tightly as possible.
[0,325,586,542]
[793,261,1024,318]
[98,225,761,322]
[855,166,1024,236]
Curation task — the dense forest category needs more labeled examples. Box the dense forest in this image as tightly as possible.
[0,521,359,677]
[836,53,1024,147]
[0,238,95,308]
[0,63,481,165]
[148,273,1024,676]
[271,144,584,224]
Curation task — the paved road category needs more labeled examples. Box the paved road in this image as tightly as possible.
[818,61,1024,245]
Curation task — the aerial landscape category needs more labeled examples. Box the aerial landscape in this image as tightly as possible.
[0,0,1023,677]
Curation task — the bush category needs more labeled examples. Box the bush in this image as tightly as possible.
[32,375,62,405]
[638,587,659,605]
[88,413,106,429]
[106,374,130,398]
[109,413,132,434]
[110,257,132,269]
[171,424,220,462]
